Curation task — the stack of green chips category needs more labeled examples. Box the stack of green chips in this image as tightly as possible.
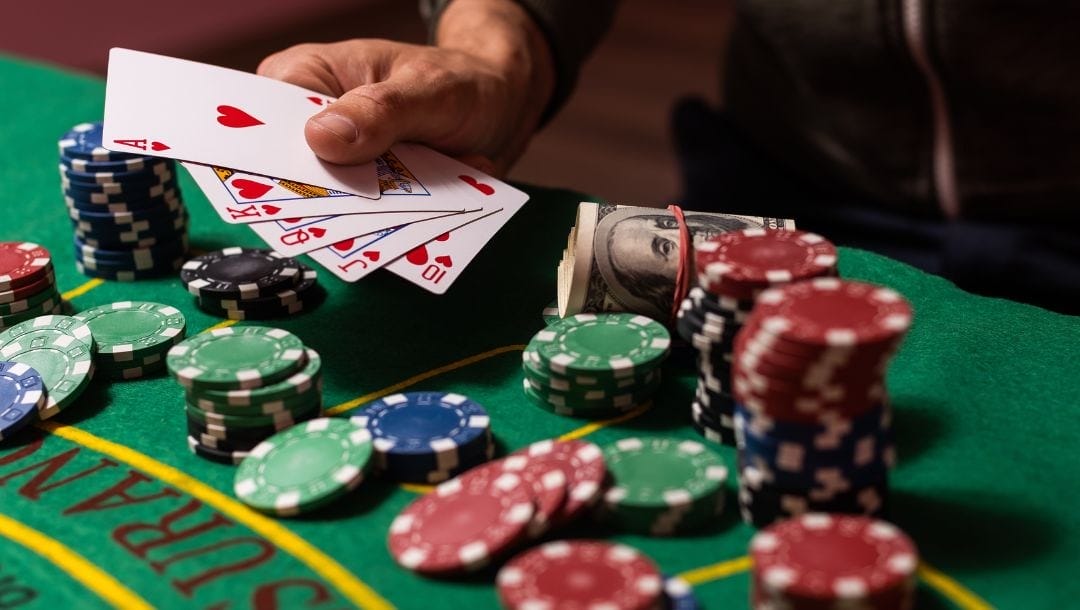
[598,436,728,536]
[75,301,185,380]
[522,313,671,418]
[166,325,322,464]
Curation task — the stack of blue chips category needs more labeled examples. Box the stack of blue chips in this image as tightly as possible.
[734,400,895,527]
[351,391,495,484]
[58,121,189,281]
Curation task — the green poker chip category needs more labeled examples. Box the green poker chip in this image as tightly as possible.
[533,313,671,378]
[186,397,322,428]
[524,370,662,412]
[0,314,95,352]
[0,320,95,419]
[75,301,186,363]
[191,348,322,407]
[234,418,374,516]
[188,379,323,416]
[522,348,660,394]
[166,326,306,390]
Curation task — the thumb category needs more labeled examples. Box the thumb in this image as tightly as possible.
[305,75,455,165]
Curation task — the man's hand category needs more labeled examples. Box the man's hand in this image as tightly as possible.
[257,0,555,175]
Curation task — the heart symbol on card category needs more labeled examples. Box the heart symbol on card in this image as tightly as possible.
[232,178,273,199]
[435,255,453,267]
[458,175,494,196]
[217,105,264,128]
[363,251,380,261]
[309,228,326,238]
[332,239,355,251]
[405,245,428,265]
[151,141,170,151]
[260,204,281,215]
[307,96,324,106]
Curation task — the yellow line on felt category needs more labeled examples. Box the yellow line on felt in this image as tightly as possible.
[36,420,394,610]
[325,344,527,416]
[202,319,239,333]
[677,555,752,585]
[918,561,995,610]
[0,512,153,609]
[61,278,104,301]
[556,402,652,442]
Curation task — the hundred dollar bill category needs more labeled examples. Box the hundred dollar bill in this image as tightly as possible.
[558,202,796,321]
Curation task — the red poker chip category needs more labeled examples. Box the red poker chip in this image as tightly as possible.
[497,540,663,610]
[0,269,55,304]
[0,242,52,291]
[734,377,887,424]
[492,454,568,538]
[736,346,890,391]
[387,464,535,575]
[513,439,606,526]
[750,514,919,603]
[739,316,902,362]
[751,279,913,349]
[696,229,838,299]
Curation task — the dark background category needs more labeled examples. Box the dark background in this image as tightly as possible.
[2,0,727,204]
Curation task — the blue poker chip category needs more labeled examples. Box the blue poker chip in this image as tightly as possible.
[63,185,181,206]
[73,234,188,263]
[74,222,186,250]
[663,575,701,610]
[58,122,134,162]
[0,361,47,443]
[61,163,174,187]
[65,192,183,215]
[351,391,491,477]
[75,258,184,281]
[66,198,184,225]
[61,155,173,174]
[61,176,178,198]
[735,401,891,447]
[737,472,891,527]
[68,208,188,236]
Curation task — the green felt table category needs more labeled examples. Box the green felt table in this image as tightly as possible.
[1,55,1078,610]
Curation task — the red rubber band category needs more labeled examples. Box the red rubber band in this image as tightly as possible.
[667,204,693,325]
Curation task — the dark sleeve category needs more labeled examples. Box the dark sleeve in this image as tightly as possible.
[419,0,620,124]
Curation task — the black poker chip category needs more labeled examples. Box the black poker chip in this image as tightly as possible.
[180,247,303,300]
[194,267,321,320]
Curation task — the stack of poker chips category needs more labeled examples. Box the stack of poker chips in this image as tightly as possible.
[0,242,64,329]
[597,436,728,536]
[386,439,609,576]
[181,247,321,320]
[750,513,919,609]
[522,313,670,418]
[732,278,911,527]
[74,301,186,380]
[166,326,323,464]
[350,391,495,484]
[58,122,190,280]
[234,418,374,516]
[680,229,838,445]
[0,315,96,421]
[0,361,48,443]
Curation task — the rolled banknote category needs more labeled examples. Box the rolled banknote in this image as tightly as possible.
[557,203,795,321]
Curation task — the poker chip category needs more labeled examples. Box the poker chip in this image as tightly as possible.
[695,228,838,299]
[510,439,606,526]
[58,121,189,281]
[749,513,918,607]
[187,436,250,465]
[600,437,728,535]
[180,247,304,301]
[74,301,186,364]
[492,453,569,538]
[0,361,47,442]
[234,418,373,516]
[0,316,96,419]
[188,379,323,416]
[541,300,559,326]
[166,326,307,390]
[534,313,671,377]
[58,122,128,162]
[352,391,494,484]
[521,313,669,418]
[387,463,535,575]
[679,230,841,448]
[0,271,56,305]
[194,348,322,407]
[0,242,52,291]
[496,540,663,610]
[187,397,322,430]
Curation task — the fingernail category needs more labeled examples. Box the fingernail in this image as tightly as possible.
[310,113,357,143]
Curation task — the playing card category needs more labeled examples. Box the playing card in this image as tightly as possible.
[384,168,529,294]
[182,145,472,224]
[307,208,498,282]
[102,48,379,198]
